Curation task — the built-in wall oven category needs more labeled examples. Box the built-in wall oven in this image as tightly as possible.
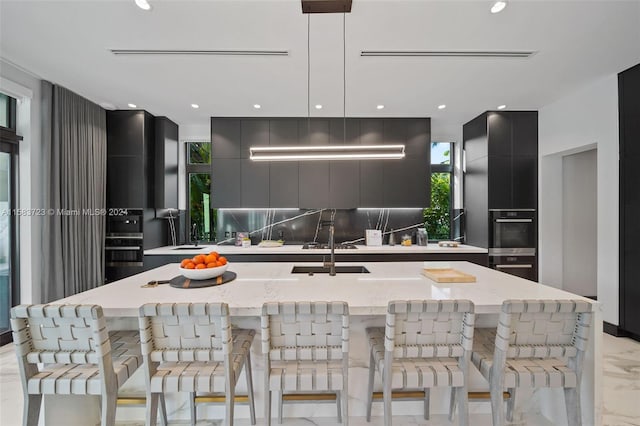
[489,209,537,281]
[105,209,144,281]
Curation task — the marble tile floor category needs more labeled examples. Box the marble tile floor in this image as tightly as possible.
[1,333,638,426]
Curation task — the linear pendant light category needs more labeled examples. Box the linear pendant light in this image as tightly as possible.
[250,4,405,162]
[250,145,405,161]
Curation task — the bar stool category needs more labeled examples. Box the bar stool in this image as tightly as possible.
[10,304,143,426]
[138,302,255,426]
[261,301,349,426]
[366,300,475,426]
[470,299,592,426]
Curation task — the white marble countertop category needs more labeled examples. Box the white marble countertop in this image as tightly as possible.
[143,243,488,255]
[58,261,593,317]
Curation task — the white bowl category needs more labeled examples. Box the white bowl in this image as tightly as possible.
[179,263,229,280]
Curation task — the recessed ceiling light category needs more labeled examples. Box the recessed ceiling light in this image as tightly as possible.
[491,1,507,14]
[253,104,261,109]
[376,105,385,110]
[127,103,137,108]
[497,104,507,110]
[191,104,199,109]
[438,104,446,110]
[134,0,152,11]
[315,104,323,110]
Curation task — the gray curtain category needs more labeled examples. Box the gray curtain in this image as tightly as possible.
[42,83,107,302]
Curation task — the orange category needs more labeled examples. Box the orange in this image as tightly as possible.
[184,262,196,269]
[180,259,191,268]
[209,251,219,258]
[218,256,228,265]
[195,264,206,269]
[205,254,217,264]
[193,254,206,265]
[207,262,217,268]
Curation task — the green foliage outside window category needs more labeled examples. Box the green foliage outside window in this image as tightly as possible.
[424,173,451,240]
[188,142,216,241]
[424,143,452,240]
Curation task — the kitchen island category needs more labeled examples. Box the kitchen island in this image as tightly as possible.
[53,261,600,425]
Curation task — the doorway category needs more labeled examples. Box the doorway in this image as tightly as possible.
[562,148,597,297]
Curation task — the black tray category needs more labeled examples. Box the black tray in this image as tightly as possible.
[169,271,237,289]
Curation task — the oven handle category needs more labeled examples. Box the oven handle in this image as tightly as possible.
[495,264,533,269]
[105,246,142,251]
[495,219,533,223]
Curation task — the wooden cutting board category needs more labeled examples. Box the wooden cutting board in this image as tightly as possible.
[422,268,476,283]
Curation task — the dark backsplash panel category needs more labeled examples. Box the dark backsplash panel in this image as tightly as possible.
[216,209,425,245]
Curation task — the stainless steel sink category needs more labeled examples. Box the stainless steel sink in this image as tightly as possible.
[291,266,370,274]
[172,246,205,250]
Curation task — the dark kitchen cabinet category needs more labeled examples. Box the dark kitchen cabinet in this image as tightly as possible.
[212,159,241,208]
[463,111,538,250]
[241,160,269,207]
[619,62,640,338]
[299,161,329,208]
[211,117,430,208]
[240,119,269,158]
[211,118,241,159]
[359,160,385,207]
[384,159,429,207]
[465,111,538,211]
[154,117,178,210]
[270,162,299,207]
[106,110,155,208]
[329,161,360,209]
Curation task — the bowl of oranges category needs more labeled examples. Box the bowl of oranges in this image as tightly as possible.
[179,252,229,280]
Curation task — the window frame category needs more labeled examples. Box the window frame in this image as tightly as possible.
[427,142,454,241]
[185,141,213,243]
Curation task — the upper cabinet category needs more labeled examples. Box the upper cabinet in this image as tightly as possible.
[464,111,538,211]
[154,117,179,210]
[106,110,155,208]
[211,117,431,209]
[107,111,179,211]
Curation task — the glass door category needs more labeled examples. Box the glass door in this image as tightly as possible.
[0,149,16,345]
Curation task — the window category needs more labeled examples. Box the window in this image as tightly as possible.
[424,142,453,240]
[185,142,215,242]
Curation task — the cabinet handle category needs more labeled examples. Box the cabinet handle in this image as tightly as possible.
[496,264,533,269]
[495,219,533,223]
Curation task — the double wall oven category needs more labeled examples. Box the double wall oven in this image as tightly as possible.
[105,209,144,281]
[489,209,537,281]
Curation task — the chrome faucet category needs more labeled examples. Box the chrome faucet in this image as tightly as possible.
[321,220,336,276]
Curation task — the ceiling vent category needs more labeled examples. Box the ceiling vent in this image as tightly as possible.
[302,0,352,13]
[360,50,536,58]
[110,49,289,56]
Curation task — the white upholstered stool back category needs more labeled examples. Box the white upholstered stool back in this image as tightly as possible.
[10,304,142,426]
[471,299,592,426]
[261,301,349,426]
[138,302,256,426]
[366,300,475,426]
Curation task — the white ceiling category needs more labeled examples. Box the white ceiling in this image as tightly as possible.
[1,0,639,141]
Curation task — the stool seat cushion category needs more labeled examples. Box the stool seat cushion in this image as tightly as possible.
[26,330,141,395]
[367,327,464,389]
[268,359,345,391]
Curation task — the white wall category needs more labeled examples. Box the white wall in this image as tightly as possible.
[562,149,597,297]
[539,74,619,324]
[0,59,44,304]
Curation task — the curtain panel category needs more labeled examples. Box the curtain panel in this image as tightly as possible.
[42,84,107,301]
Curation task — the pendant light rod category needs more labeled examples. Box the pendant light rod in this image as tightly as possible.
[307,13,311,138]
[343,11,346,144]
